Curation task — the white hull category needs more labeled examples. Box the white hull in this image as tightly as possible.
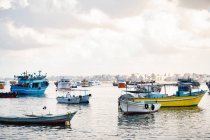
[57,95,90,104]
[57,96,80,104]
[57,83,71,89]
[119,100,161,114]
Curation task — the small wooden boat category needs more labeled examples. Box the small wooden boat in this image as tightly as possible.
[0,111,77,126]
[0,92,17,98]
[119,94,161,114]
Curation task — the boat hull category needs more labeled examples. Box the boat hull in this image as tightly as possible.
[11,85,47,96]
[119,100,161,114]
[0,112,76,126]
[57,97,80,104]
[56,95,90,104]
[0,93,17,98]
[118,83,126,88]
[0,84,5,89]
[58,83,71,89]
[133,92,205,107]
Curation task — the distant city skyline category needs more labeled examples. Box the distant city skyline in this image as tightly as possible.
[0,0,210,77]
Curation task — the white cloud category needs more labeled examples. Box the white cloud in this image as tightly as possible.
[75,9,110,25]
[178,0,210,10]
[0,0,13,10]
[28,0,78,13]
[0,0,210,76]
[0,0,28,10]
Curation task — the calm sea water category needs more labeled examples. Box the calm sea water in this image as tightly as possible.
[0,82,210,140]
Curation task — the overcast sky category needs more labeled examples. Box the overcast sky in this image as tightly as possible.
[0,0,210,77]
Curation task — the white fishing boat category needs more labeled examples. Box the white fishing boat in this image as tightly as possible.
[81,79,89,87]
[57,78,71,89]
[88,80,101,86]
[56,89,91,104]
[118,94,161,114]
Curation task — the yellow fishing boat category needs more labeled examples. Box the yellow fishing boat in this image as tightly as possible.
[126,79,206,107]
[133,91,205,107]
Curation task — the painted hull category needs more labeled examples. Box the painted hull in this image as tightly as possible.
[0,84,5,89]
[0,93,17,98]
[118,83,126,88]
[0,112,76,126]
[11,85,47,96]
[133,92,205,107]
[119,100,161,114]
[113,83,118,86]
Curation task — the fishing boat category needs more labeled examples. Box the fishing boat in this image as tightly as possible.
[119,94,161,114]
[206,81,210,93]
[0,92,17,98]
[71,82,77,88]
[56,78,71,89]
[56,89,91,104]
[81,79,89,87]
[88,80,100,86]
[118,80,126,88]
[10,71,49,96]
[0,111,76,126]
[0,81,6,89]
[76,81,81,87]
[9,80,16,85]
[132,80,206,107]
[113,81,118,86]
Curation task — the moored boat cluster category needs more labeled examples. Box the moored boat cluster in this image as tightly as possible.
[118,78,208,114]
[0,71,209,126]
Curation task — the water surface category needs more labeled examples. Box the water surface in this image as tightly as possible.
[0,82,210,140]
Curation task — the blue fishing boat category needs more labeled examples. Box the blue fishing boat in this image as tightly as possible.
[10,71,49,96]
[0,111,76,126]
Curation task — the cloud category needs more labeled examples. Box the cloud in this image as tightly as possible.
[0,0,210,76]
[178,0,210,10]
[28,0,78,13]
[77,0,149,18]
[75,9,110,25]
[0,21,50,50]
[0,0,28,10]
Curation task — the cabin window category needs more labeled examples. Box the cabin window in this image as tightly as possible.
[32,83,39,88]
[41,82,48,87]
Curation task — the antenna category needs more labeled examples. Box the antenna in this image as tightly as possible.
[38,70,42,76]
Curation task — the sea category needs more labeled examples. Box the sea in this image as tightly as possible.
[0,82,210,140]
